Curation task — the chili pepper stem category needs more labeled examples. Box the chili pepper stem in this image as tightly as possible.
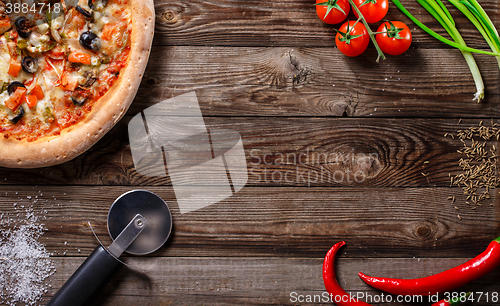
[347,0,386,62]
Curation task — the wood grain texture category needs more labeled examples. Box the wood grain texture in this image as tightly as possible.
[0,186,497,258]
[132,46,500,117]
[39,257,500,305]
[2,0,500,303]
[0,117,493,188]
[152,0,499,48]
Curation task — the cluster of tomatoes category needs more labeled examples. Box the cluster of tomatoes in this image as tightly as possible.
[315,0,412,57]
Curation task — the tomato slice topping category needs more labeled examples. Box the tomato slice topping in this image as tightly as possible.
[8,57,21,77]
[5,87,27,112]
[31,85,45,100]
[25,95,38,109]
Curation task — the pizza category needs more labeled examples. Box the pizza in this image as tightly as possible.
[0,0,154,168]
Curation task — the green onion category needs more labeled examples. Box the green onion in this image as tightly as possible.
[0,82,8,94]
[448,0,500,69]
[393,0,485,101]
[391,0,500,56]
[421,0,484,101]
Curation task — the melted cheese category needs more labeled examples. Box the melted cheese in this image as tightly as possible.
[0,0,132,139]
[37,23,50,35]
[0,38,10,82]
[0,90,9,108]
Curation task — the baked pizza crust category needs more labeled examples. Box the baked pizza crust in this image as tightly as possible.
[0,0,154,168]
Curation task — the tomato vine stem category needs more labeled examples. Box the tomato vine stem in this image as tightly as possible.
[347,0,386,62]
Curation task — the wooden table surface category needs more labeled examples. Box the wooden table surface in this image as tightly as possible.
[3,0,500,305]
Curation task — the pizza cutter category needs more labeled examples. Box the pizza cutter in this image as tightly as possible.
[47,190,172,306]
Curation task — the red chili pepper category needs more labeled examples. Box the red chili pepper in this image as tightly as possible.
[358,236,500,296]
[323,241,372,306]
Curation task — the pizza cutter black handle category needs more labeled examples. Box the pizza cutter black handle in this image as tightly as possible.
[46,245,122,306]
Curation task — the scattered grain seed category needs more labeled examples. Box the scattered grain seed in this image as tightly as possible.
[449,121,500,209]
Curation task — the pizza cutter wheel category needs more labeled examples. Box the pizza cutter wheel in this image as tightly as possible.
[47,190,172,306]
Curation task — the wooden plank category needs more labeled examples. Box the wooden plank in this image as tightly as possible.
[0,117,494,188]
[152,0,499,48]
[0,186,497,258]
[132,46,500,117]
[39,257,500,305]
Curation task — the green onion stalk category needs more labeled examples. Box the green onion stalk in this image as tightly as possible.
[448,0,500,69]
[391,0,500,102]
[418,0,483,102]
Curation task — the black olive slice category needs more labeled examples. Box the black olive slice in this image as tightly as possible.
[79,31,100,51]
[7,81,26,95]
[15,17,31,39]
[71,96,87,106]
[10,107,25,124]
[22,56,38,73]
[76,5,93,18]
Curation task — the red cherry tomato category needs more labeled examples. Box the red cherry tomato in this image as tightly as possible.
[376,21,412,55]
[352,0,389,24]
[315,0,350,25]
[335,20,369,57]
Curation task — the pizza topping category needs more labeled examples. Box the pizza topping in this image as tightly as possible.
[14,17,31,39]
[79,31,100,51]
[21,56,38,73]
[79,70,97,87]
[30,84,44,100]
[0,0,10,35]
[25,94,37,109]
[5,87,27,112]
[76,5,93,19]
[89,0,108,11]
[0,14,11,36]
[50,15,64,43]
[26,32,55,53]
[59,72,78,91]
[44,45,65,59]
[7,81,25,95]
[8,56,21,77]
[71,95,87,106]
[36,23,50,35]
[10,105,24,123]
[0,0,131,136]
[68,51,91,65]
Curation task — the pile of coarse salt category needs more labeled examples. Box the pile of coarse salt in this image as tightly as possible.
[0,208,55,305]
